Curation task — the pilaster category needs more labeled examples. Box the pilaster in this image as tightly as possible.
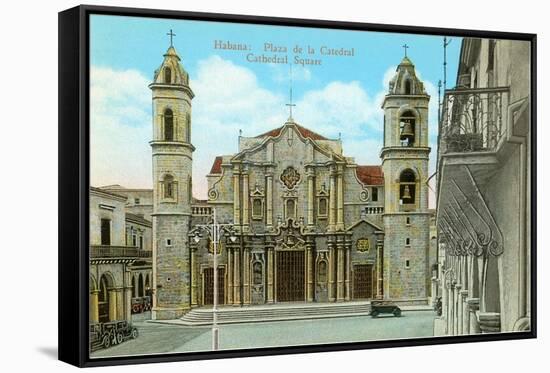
[233,166,241,225]
[266,173,273,228]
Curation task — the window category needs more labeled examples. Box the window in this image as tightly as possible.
[164,108,174,141]
[164,67,172,84]
[186,112,191,142]
[134,198,140,205]
[139,236,143,250]
[406,217,411,225]
[318,197,328,217]
[285,199,296,220]
[405,260,410,269]
[399,111,416,147]
[100,218,111,245]
[399,169,416,205]
[371,187,378,202]
[166,238,172,247]
[163,174,175,199]
[132,234,137,247]
[252,198,263,220]
[406,238,410,246]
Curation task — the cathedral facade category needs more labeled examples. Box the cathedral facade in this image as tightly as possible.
[149,45,433,320]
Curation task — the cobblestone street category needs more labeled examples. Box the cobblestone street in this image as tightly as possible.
[91,310,436,358]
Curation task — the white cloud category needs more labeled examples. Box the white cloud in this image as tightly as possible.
[296,80,382,138]
[90,58,443,203]
[90,67,152,189]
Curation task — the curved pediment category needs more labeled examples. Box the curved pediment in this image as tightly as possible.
[232,120,343,164]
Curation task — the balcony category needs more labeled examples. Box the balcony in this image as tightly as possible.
[439,86,509,155]
[90,245,152,259]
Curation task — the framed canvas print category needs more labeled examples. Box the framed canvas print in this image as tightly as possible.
[58,5,537,367]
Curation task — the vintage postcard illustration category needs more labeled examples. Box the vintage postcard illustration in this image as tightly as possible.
[87,14,532,357]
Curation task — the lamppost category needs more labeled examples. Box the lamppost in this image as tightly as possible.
[193,208,237,351]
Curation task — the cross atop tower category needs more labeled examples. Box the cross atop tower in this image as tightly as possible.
[285,65,296,120]
[402,43,409,57]
[167,29,176,47]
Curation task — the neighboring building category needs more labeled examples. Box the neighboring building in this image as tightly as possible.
[89,187,153,324]
[434,38,531,335]
[100,185,155,221]
[149,44,434,319]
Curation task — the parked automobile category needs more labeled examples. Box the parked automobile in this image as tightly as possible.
[370,300,402,317]
[89,321,138,351]
[131,296,152,314]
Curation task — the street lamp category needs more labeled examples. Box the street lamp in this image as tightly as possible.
[192,208,236,351]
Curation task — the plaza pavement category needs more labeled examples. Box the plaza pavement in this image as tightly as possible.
[90,309,435,358]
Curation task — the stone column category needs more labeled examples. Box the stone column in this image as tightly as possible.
[242,170,250,231]
[116,288,124,321]
[90,290,99,323]
[448,284,455,335]
[441,281,448,333]
[109,289,117,321]
[233,166,241,225]
[233,248,241,304]
[191,248,198,306]
[467,298,481,334]
[344,240,351,301]
[329,171,337,230]
[307,170,315,227]
[306,240,314,302]
[243,248,250,304]
[328,240,336,302]
[228,249,234,305]
[478,312,501,334]
[336,168,344,230]
[336,239,344,302]
[266,174,273,228]
[455,284,463,335]
[431,277,438,307]
[461,290,470,334]
[267,248,274,303]
[124,286,132,321]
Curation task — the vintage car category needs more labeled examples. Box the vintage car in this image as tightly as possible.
[370,300,402,317]
[131,296,152,314]
[90,321,139,351]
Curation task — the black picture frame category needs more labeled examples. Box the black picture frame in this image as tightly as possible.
[58,4,537,368]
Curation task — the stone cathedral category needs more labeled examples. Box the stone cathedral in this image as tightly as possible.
[150,45,432,320]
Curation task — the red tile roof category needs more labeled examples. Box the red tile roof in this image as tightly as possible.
[256,123,328,140]
[356,165,384,185]
[210,156,223,174]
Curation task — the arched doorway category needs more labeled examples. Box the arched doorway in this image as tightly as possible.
[98,273,114,323]
[138,273,144,297]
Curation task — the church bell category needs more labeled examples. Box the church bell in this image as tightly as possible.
[400,121,414,140]
[402,185,412,200]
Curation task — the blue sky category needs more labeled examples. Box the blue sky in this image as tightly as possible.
[89,14,461,199]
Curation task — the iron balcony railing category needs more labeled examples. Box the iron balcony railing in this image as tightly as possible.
[439,86,510,155]
[90,245,152,259]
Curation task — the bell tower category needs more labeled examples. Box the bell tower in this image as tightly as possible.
[149,36,194,320]
[380,52,431,301]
